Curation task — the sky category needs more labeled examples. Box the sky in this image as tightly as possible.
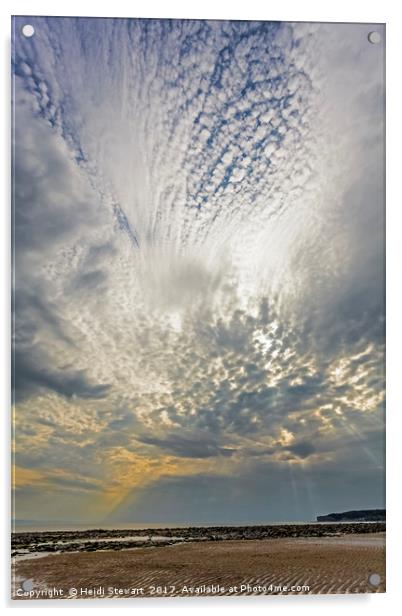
[12,17,385,526]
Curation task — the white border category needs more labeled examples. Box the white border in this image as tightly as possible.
[2,1,401,614]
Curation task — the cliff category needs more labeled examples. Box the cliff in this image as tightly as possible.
[317,509,385,522]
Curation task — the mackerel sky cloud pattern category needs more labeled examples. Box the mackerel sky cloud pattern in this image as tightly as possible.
[12,17,385,524]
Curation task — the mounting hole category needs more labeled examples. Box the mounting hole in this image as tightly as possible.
[22,24,35,38]
[21,579,34,591]
[368,572,381,587]
[368,31,381,44]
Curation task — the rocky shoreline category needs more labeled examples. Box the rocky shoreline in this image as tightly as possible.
[12,522,386,558]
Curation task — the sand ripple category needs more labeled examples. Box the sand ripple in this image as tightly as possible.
[12,533,385,599]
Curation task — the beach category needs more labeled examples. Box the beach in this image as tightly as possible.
[12,528,385,599]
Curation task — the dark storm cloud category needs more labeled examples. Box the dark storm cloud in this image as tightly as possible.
[13,348,110,403]
[13,111,97,256]
[286,440,316,459]
[137,433,235,459]
[13,288,74,347]
[12,67,113,406]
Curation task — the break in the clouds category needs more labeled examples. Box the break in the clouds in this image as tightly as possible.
[12,17,385,525]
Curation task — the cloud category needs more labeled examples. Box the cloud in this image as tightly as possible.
[13,348,111,402]
[11,17,385,523]
[109,447,385,524]
[286,441,316,459]
[137,433,236,459]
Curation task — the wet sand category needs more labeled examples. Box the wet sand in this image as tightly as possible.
[12,532,385,599]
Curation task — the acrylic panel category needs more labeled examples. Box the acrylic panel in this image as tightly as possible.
[11,16,385,599]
